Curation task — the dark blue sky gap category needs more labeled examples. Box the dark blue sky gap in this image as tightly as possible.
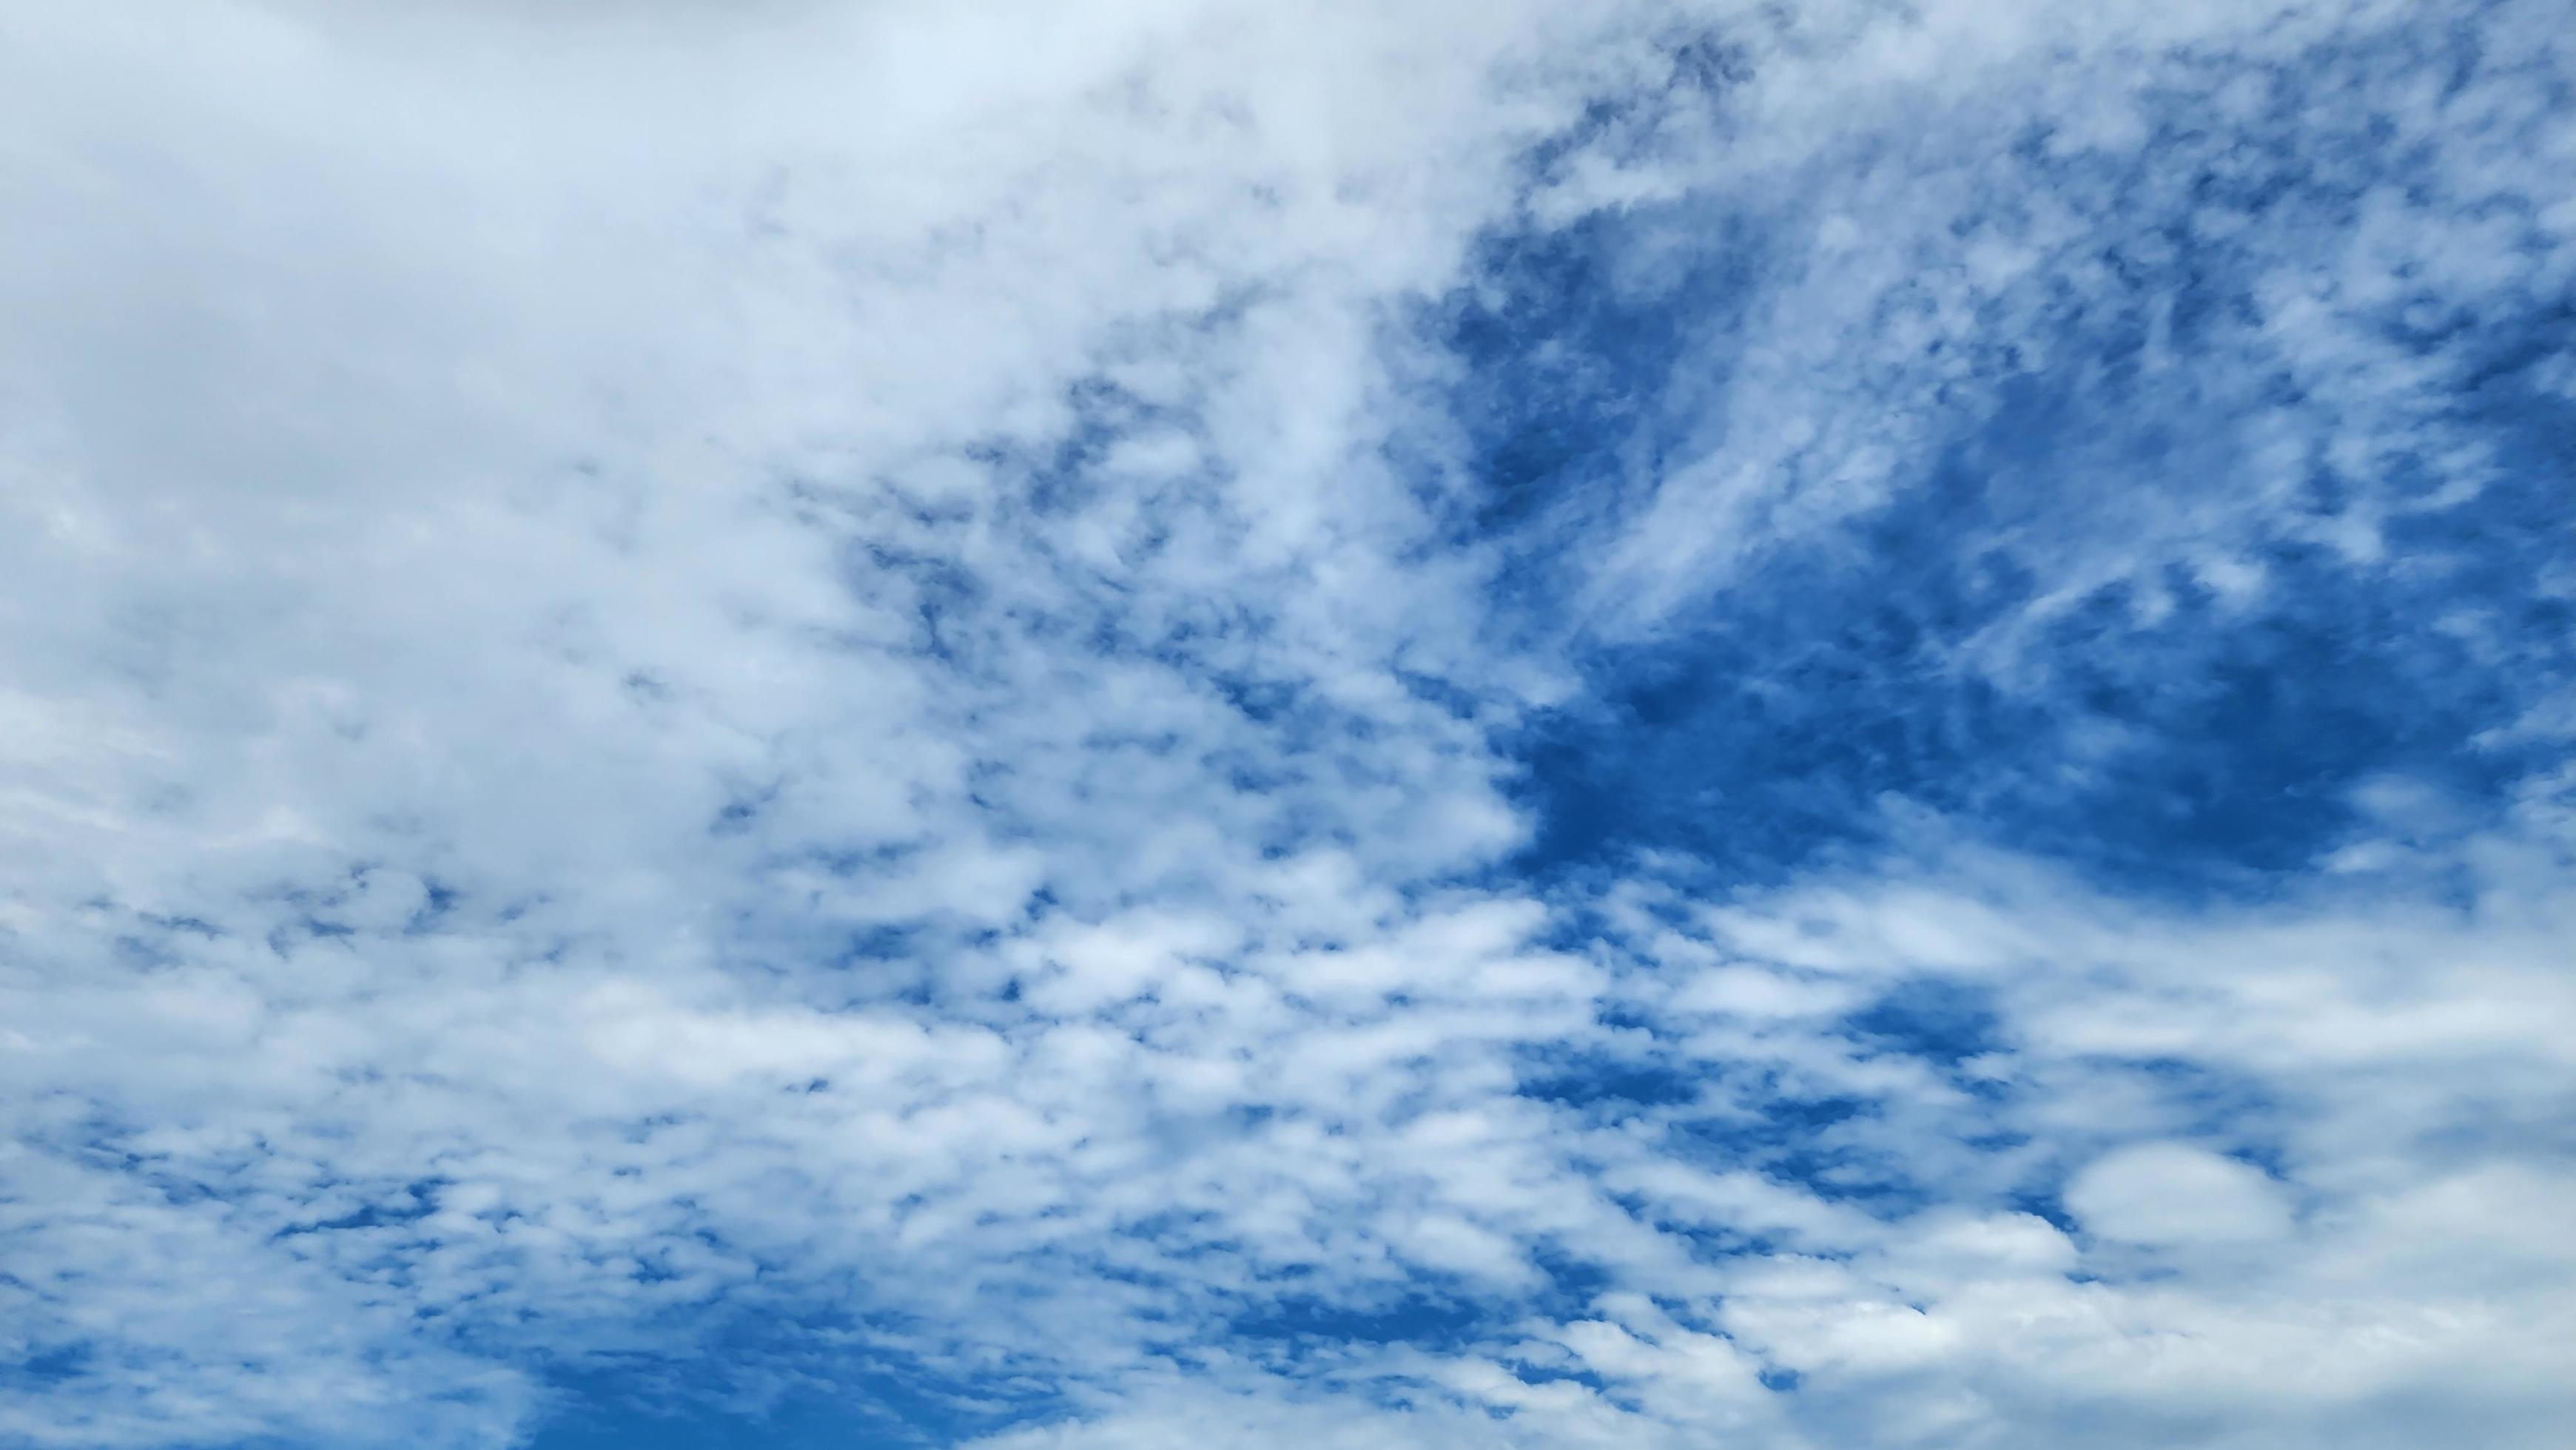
[1436,27,2576,901]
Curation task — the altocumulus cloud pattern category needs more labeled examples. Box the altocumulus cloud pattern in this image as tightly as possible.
[3,2,2573,1447]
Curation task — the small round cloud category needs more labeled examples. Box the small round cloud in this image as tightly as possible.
[2065,1142,2295,1247]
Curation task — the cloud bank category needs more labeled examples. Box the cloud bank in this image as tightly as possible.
[2,1,2570,1447]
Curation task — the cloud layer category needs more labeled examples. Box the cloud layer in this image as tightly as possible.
[3,1,2571,1447]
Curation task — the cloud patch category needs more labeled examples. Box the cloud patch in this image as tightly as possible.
[3,1,2572,1448]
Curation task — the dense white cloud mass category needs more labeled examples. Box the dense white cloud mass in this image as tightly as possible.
[2063,1142,2293,1246]
[1,1,2571,1448]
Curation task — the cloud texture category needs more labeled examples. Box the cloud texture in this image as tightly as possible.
[2,1,2571,1446]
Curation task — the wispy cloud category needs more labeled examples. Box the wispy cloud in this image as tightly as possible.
[2,1,2570,1447]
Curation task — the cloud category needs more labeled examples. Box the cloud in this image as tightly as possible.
[2,0,2572,1447]
[2062,1142,2295,1247]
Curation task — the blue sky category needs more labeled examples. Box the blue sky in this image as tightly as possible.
[3,1,2573,1448]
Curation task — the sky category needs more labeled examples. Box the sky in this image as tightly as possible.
[1,1,2572,1446]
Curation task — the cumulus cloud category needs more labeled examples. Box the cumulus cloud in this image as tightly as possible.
[2065,1143,2294,1248]
[2,0,2571,1447]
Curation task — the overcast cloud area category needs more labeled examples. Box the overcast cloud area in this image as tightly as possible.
[3,1,2572,1446]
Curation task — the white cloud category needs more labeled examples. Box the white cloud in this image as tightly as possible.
[2,0,2571,1447]
[2063,1142,2294,1247]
